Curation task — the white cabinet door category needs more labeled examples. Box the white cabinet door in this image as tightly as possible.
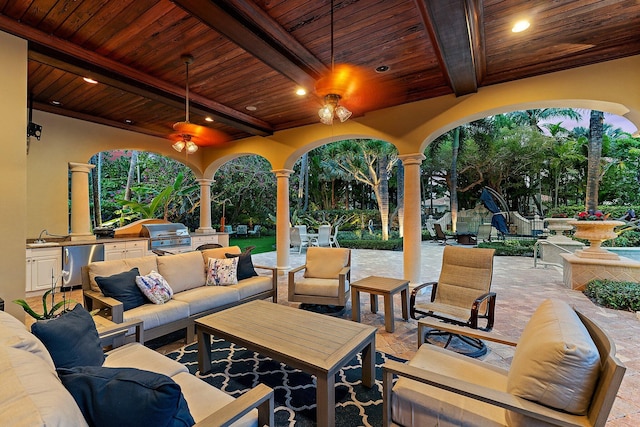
[103,242,127,261]
[104,240,147,260]
[26,248,62,292]
[191,235,221,251]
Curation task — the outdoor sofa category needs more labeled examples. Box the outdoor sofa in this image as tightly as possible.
[82,246,277,343]
[0,307,273,426]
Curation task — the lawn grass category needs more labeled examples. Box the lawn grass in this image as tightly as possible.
[229,235,276,254]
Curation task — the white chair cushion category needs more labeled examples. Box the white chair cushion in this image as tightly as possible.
[157,251,206,293]
[233,275,273,300]
[391,344,508,427]
[88,255,158,292]
[172,286,240,315]
[0,347,88,426]
[304,247,349,279]
[506,299,600,416]
[122,299,190,331]
[294,277,349,298]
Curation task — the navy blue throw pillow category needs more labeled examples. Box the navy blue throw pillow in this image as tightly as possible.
[58,366,195,427]
[31,304,105,369]
[95,267,146,311]
[226,250,258,281]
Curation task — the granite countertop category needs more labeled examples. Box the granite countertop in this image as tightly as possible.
[26,231,228,248]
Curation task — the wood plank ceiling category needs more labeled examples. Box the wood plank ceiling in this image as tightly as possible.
[1,0,639,145]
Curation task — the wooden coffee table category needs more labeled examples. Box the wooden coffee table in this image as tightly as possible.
[196,300,376,427]
[350,276,410,332]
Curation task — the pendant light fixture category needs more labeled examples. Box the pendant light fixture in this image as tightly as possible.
[317,0,352,125]
[169,54,228,153]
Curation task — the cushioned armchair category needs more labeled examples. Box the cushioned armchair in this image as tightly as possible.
[288,247,351,307]
[383,299,626,427]
[410,245,496,356]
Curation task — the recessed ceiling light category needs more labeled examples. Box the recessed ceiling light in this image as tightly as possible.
[205,117,214,122]
[295,88,307,96]
[375,65,390,73]
[124,119,133,124]
[512,20,530,33]
[50,100,62,106]
[246,106,257,111]
[83,77,98,84]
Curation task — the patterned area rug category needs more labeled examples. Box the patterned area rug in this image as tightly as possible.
[166,337,405,426]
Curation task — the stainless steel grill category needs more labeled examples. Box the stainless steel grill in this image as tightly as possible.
[141,223,191,250]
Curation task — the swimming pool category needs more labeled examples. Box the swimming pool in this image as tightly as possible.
[606,247,640,261]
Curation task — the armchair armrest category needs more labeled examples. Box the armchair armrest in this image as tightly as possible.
[383,360,585,427]
[470,291,496,330]
[83,289,124,323]
[410,281,437,319]
[195,383,274,427]
[96,318,144,347]
[254,265,278,303]
[417,318,518,347]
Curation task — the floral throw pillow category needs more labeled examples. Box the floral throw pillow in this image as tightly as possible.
[206,257,238,286]
[135,270,174,304]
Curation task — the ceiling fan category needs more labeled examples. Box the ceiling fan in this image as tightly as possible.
[168,54,229,153]
[314,0,400,125]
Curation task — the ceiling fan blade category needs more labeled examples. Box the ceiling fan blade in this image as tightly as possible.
[171,122,230,146]
[314,64,404,115]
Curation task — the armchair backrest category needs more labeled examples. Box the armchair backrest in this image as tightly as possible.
[295,224,307,235]
[304,247,351,279]
[316,225,331,246]
[236,225,248,235]
[435,246,495,310]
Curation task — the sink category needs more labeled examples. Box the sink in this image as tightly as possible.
[27,242,60,248]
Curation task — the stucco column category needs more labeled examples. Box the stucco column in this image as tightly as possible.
[273,169,293,272]
[69,162,96,241]
[195,178,214,233]
[399,153,425,285]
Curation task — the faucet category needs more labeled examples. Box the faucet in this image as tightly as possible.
[35,229,48,243]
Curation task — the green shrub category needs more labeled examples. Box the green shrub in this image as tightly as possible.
[339,239,403,251]
[584,279,640,312]
[477,239,536,257]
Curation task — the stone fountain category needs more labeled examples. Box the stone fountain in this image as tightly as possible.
[560,219,640,290]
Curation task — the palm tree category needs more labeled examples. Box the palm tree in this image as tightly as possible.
[586,111,604,212]
[325,139,397,240]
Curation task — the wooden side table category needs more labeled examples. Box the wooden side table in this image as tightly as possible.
[350,276,409,332]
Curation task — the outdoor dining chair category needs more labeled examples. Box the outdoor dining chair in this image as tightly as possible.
[236,224,248,237]
[290,227,309,254]
[313,225,332,247]
[433,223,454,245]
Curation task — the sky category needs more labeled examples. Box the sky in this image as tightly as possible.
[540,112,638,135]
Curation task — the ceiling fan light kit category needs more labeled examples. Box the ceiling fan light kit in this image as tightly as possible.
[169,54,229,153]
[318,93,351,125]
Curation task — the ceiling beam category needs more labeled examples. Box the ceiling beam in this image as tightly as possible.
[415,0,483,96]
[173,0,327,91]
[0,14,273,136]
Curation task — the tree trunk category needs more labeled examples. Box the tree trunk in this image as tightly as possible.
[450,127,460,232]
[124,150,138,201]
[585,110,604,212]
[375,154,390,240]
[396,161,404,237]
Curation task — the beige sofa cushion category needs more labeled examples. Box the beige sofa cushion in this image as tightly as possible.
[304,247,350,279]
[88,255,158,292]
[200,245,242,262]
[157,251,206,293]
[392,344,508,426]
[0,311,55,369]
[506,299,600,416]
[0,347,88,426]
